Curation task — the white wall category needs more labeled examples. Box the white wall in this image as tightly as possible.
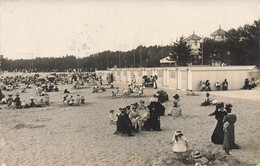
[103,66,259,91]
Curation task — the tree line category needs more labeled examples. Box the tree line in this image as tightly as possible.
[0,20,259,72]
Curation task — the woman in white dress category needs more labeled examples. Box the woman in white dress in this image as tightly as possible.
[168,94,182,117]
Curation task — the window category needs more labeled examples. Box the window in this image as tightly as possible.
[158,71,163,77]
[194,40,197,46]
[170,71,175,78]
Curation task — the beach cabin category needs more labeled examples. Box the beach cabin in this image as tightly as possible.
[104,65,260,91]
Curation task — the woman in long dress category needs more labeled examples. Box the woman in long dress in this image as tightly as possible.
[167,95,182,117]
[209,102,227,144]
[223,104,239,154]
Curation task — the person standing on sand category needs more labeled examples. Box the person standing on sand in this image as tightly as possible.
[171,130,188,152]
[209,102,227,144]
[223,104,240,155]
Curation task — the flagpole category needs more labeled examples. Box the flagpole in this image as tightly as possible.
[133,46,135,68]
[107,51,109,69]
[119,51,120,68]
[162,41,164,59]
[140,46,142,67]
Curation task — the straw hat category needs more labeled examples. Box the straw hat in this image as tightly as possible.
[193,151,202,159]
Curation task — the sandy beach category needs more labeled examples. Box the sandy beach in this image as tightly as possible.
[0,81,259,166]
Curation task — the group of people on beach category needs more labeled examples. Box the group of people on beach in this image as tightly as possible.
[0,93,50,109]
[242,78,257,90]
[209,102,240,155]
[109,97,166,136]
[63,94,85,106]
[199,79,229,91]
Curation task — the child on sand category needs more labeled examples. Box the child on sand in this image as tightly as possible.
[81,96,85,104]
[171,130,188,153]
[108,110,117,124]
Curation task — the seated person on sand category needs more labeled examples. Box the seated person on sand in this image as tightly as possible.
[75,95,81,105]
[129,105,142,132]
[198,81,206,91]
[108,110,117,125]
[222,79,228,90]
[132,85,140,93]
[185,89,199,96]
[1,97,7,104]
[249,78,256,89]
[205,80,211,91]
[215,81,221,91]
[53,86,59,92]
[138,86,144,96]
[190,151,209,166]
[14,94,22,108]
[7,95,13,107]
[63,94,69,103]
[21,100,30,108]
[21,87,26,93]
[139,100,146,110]
[44,94,50,106]
[201,92,217,106]
[36,98,45,107]
[41,90,47,96]
[63,95,70,105]
[112,91,117,98]
[142,111,150,127]
[115,108,134,136]
[35,87,42,96]
[168,94,182,117]
[30,99,37,107]
[127,85,134,93]
[68,99,75,106]
[122,88,130,97]
[64,89,70,93]
[81,96,85,104]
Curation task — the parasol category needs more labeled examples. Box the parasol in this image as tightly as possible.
[147,101,165,116]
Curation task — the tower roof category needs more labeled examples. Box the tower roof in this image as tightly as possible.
[185,33,202,40]
[211,26,226,36]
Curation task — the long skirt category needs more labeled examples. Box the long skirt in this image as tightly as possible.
[211,120,224,144]
[223,124,238,150]
[168,107,182,117]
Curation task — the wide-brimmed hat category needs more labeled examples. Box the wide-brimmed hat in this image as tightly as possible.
[193,151,202,159]
[119,108,126,112]
[173,94,180,100]
[174,130,183,136]
[217,102,224,108]
[225,103,233,108]
[206,92,210,97]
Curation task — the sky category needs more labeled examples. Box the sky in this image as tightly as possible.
[0,0,259,59]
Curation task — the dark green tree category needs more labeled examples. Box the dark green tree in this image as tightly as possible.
[170,37,192,66]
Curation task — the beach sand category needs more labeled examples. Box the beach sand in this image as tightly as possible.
[0,81,259,166]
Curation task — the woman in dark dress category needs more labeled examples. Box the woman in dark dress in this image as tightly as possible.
[209,102,227,144]
[223,104,240,154]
